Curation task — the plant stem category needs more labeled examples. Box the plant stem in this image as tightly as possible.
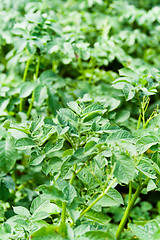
[27,92,34,118]
[61,202,67,225]
[59,201,67,238]
[70,164,77,185]
[35,56,40,80]
[76,164,85,175]
[115,179,149,240]
[27,56,40,118]
[137,114,141,130]
[23,58,31,82]
[19,57,31,112]
[128,181,132,203]
[79,178,117,218]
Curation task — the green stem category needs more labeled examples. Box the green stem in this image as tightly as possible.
[76,164,85,175]
[35,56,40,80]
[27,57,40,118]
[128,181,132,203]
[27,92,34,118]
[70,164,77,185]
[19,57,31,112]
[59,201,67,238]
[23,58,31,82]
[137,114,141,130]
[79,178,117,218]
[12,167,17,186]
[115,179,149,240]
[61,202,67,225]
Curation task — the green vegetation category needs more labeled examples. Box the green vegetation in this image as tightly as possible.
[1,0,160,239]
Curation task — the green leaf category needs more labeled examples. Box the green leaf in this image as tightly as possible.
[115,110,130,123]
[123,83,135,101]
[114,153,135,184]
[40,70,57,85]
[30,155,45,166]
[84,141,96,152]
[136,135,159,154]
[84,209,110,225]
[19,82,36,98]
[152,152,160,167]
[67,101,81,115]
[82,230,116,240]
[57,126,70,136]
[136,159,157,179]
[58,108,78,122]
[61,149,85,178]
[67,209,80,223]
[83,112,102,123]
[106,188,124,205]
[0,99,9,113]
[129,221,159,240]
[0,223,11,239]
[77,168,98,188]
[74,225,90,238]
[62,149,73,157]
[153,229,160,240]
[0,183,9,201]
[13,206,31,218]
[63,184,77,204]
[31,226,63,240]
[15,138,36,150]
[36,185,64,201]
[97,188,124,207]
[83,104,104,115]
[108,130,134,142]
[3,176,15,190]
[34,85,48,105]
[31,212,50,221]
[30,195,60,216]
[30,196,48,214]
[45,157,63,175]
[0,137,17,173]
[45,139,64,156]
[30,116,44,133]
[11,28,26,35]
[91,120,100,132]
[147,180,157,192]
[2,120,11,129]
[119,68,138,79]
[108,98,120,111]
[47,89,61,116]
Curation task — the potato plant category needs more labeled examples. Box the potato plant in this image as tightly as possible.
[1,0,160,240]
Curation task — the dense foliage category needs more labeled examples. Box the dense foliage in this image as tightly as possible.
[1,0,160,239]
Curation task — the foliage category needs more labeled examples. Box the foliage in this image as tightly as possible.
[1,0,160,239]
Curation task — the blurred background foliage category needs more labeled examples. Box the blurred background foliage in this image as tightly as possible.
[0,0,160,239]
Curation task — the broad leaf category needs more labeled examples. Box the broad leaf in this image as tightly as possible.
[36,185,64,201]
[0,137,17,173]
[129,221,159,240]
[82,230,116,240]
[97,188,124,207]
[136,159,157,179]
[15,138,36,150]
[13,206,31,218]
[136,135,159,154]
[40,70,57,85]
[58,108,78,122]
[108,130,134,142]
[84,209,111,225]
[63,183,77,204]
[114,153,135,184]
[19,82,36,98]
[31,226,63,240]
